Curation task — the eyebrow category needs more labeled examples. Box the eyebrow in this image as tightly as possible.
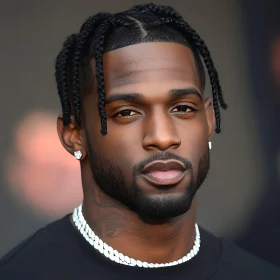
[105,93,145,104]
[169,88,202,100]
[105,87,202,104]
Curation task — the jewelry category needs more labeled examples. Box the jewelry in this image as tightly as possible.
[72,204,201,268]
[74,150,82,160]
[208,141,212,150]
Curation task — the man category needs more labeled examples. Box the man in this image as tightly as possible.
[0,3,279,279]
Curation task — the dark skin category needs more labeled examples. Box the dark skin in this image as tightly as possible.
[57,42,215,263]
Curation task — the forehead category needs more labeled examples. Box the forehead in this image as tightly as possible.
[102,42,201,91]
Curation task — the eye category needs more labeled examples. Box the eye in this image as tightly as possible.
[171,105,195,113]
[116,109,138,117]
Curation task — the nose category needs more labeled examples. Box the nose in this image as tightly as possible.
[142,110,181,151]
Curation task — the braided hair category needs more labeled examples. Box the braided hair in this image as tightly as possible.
[55,3,227,135]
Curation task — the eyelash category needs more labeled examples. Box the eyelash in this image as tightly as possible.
[113,104,197,118]
[171,105,197,114]
[115,109,139,118]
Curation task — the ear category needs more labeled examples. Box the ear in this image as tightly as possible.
[57,114,86,160]
[204,98,215,140]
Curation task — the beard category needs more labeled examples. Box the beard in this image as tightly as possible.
[87,136,210,221]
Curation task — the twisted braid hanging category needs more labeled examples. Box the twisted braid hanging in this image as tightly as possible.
[91,17,132,135]
[55,34,77,125]
[71,13,111,126]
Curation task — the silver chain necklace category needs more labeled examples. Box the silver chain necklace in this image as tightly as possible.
[72,204,201,268]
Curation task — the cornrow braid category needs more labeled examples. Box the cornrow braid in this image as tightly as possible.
[133,4,227,133]
[94,21,111,135]
[133,3,183,21]
[163,17,226,133]
[72,13,111,126]
[95,17,133,135]
[55,34,77,125]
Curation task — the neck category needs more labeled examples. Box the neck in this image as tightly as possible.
[81,174,197,264]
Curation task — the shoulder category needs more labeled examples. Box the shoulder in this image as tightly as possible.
[0,217,71,279]
[215,238,280,279]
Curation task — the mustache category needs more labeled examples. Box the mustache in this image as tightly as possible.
[133,151,193,173]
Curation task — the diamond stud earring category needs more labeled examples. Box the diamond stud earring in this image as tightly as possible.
[74,150,82,160]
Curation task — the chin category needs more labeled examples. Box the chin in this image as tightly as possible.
[131,191,194,222]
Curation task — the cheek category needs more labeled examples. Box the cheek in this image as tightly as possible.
[87,119,143,176]
[99,120,143,154]
[91,131,138,185]
[178,115,208,160]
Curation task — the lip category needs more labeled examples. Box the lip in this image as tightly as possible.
[141,160,187,186]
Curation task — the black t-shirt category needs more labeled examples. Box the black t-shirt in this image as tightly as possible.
[0,215,279,279]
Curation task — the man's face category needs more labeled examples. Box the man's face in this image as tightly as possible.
[82,42,214,220]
